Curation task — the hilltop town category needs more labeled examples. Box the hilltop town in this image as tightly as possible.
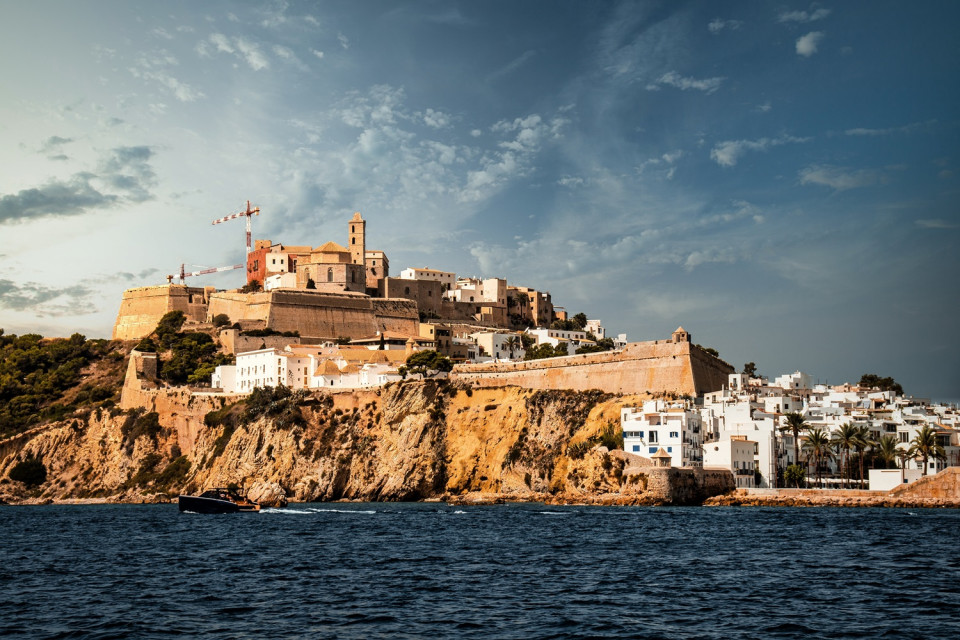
[0,210,956,507]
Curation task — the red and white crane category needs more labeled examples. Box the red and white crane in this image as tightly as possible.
[167,263,244,285]
[212,199,261,254]
[165,200,262,285]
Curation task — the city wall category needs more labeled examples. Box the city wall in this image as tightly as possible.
[112,285,214,340]
[451,340,734,397]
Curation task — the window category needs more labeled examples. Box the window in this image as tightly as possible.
[633,445,641,452]
[667,447,672,453]
[327,267,334,282]
[649,447,658,454]
[670,431,679,438]
[648,431,658,443]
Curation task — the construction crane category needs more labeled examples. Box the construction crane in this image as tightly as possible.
[212,199,261,254]
[167,263,244,284]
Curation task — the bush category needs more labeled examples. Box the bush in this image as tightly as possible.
[212,314,231,328]
[10,456,47,487]
[405,350,452,376]
[155,456,191,487]
[245,385,306,428]
[121,411,163,454]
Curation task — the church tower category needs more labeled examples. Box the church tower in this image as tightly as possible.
[348,212,366,290]
[348,212,366,266]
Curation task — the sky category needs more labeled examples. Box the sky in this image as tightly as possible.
[0,1,957,401]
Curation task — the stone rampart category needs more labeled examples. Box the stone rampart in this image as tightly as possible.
[370,298,420,336]
[451,340,734,396]
[890,468,960,499]
[112,285,213,340]
[644,467,735,505]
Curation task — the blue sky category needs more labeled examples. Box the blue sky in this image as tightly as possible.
[0,1,957,400]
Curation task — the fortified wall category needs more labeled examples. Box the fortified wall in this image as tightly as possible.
[113,286,419,342]
[112,285,214,340]
[451,340,734,397]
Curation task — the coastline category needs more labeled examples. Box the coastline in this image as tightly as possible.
[6,490,959,509]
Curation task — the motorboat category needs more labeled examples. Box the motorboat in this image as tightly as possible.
[178,487,260,514]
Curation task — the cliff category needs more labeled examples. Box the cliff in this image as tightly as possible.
[0,379,733,507]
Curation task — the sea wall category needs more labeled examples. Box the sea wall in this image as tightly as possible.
[451,340,734,396]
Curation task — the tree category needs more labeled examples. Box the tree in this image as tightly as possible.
[784,464,806,489]
[852,424,873,486]
[212,314,231,328]
[742,362,758,378]
[524,344,568,361]
[874,435,899,470]
[858,373,903,395]
[405,350,452,377]
[572,312,588,330]
[306,278,316,290]
[909,425,945,476]
[239,279,262,294]
[803,427,833,488]
[505,336,520,359]
[781,412,807,470]
[832,422,859,488]
[155,311,186,349]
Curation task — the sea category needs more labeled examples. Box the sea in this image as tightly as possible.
[1,503,958,639]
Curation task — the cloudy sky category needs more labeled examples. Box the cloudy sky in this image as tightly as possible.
[1,1,957,400]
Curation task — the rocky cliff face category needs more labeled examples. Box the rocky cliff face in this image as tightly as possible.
[0,381,731,506]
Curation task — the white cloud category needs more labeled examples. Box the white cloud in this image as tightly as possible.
[779,6,832,23]
[311,49,325,59]
[338,33,350,49]
[796,31,825,57]
[209,33,235,54]
[844,120,934,136]
[273,45,308,71]
[757,102,772,112]
[915,219,958,229]
[799,165,880,190]
[236,40,270,70]
[422,108,451,129]
[710,135,809,167]
[708,18,742,34]
[646,71,724,94]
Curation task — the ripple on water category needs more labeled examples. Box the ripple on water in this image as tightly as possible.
[0,504,959,639]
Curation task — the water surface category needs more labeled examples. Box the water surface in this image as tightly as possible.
[1,503,957,638]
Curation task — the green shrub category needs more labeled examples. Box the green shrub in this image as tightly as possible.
[121,410,163,454]
[244,385,306,428]
[9,456,47,487]
[212,314,231,328]
[155,456,191,487]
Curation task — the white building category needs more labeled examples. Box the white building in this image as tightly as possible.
[621,400,703,468]
[584,319,605,340]
[469,331,525,362]
[773,371,814,391]
[264,272,298,291]
[525,327,589,356]
[703,436,757,488]
[399,267,456,289]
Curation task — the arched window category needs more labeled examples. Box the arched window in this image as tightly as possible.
[327,267,334,282]
[352,237,356,244]
[351,270,355,283]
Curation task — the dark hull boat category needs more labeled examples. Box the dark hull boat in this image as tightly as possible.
[178,488,260,514]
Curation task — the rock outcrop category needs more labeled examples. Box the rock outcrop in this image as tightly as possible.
[0,380,734,507]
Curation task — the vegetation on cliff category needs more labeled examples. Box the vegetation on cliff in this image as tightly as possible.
[135,311,233,385]
[0,330,126,438]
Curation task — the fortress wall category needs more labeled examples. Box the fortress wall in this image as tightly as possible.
[451,341,733,396]
[265,290,378,339]
[371,298,420,336]
[207,292,271,326]
[890,468,960,499]
[644,467,735,504]
[112,285,210,341]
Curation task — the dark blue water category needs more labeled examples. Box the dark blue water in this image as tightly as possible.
[1,504,958,639]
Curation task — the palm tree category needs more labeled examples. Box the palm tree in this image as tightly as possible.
[909,425,946,476]
[852,424,873,487]
[832,423,859,488]
[781,412,807,470]
[875,435,899,470]
[505,336,520,360]
[803,427,833,488]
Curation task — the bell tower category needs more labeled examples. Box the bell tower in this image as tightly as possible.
[348,212,366,266]
[348,212,366,291]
